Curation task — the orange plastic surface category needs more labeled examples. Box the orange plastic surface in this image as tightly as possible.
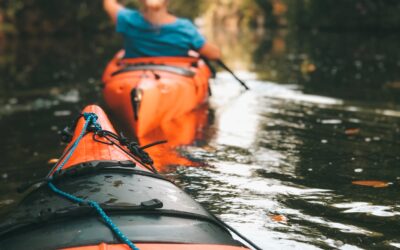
[63,243,249,250]
[139,104,209,171]
[102,51,211,137]
[51,105,148,174]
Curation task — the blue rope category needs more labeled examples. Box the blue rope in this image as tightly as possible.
[47,113,140,250]
[50,113,98,178]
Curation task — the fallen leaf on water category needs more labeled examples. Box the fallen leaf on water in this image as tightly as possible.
[384,81,400,89]
[345,128,360,136]
[352,180,391,188]
[269,214,288,223]
[272,38,286,54]
[273,2,288,15]
[301,60,317,74]
[48,158,59,164]
[307,63,316,72]
[202,145,216,152]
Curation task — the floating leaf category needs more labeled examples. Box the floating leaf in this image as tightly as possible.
[269,214,288,223]
[273,2,288,15]
[307,63,316,72]
[352,180,391,188]
[48,158,59,164]
[301,60,317,74]
[384,81,400,89]
[345,128,360,136]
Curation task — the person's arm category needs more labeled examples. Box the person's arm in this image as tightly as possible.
[198,42,221,60]
[103,0,123,23]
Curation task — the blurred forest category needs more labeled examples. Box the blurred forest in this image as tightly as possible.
[2,0,400,36]
[0,0,204,35]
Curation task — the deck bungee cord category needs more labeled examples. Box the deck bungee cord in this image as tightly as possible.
[47,113,141,250]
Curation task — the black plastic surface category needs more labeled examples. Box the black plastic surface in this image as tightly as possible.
[0,162,243,249]
[0,215,241,250]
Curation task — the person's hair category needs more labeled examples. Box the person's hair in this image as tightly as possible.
[144,0,167,10]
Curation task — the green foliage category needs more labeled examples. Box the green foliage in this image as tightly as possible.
[2,0,112,35]
[253,0,275,26]
[1,0,206,35]
[2,0,400,35]
[286,0,400,30]
[169,0,207,19]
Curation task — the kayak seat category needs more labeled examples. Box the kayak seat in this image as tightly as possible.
[111,63,196,77]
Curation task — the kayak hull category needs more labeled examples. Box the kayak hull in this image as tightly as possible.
[64,244,248,250]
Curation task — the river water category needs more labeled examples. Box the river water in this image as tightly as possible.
[0,30,400,249]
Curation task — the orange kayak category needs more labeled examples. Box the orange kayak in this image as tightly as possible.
[102,51,212,137]
[0,105,253,250]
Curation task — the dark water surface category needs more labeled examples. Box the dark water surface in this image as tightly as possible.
[1,31,400,249]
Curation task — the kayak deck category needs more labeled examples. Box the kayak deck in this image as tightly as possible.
[0,166,245,250]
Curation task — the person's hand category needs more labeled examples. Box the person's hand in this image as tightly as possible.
[103,0,123,23]
[198,42,221,60]
[188,50,200,58]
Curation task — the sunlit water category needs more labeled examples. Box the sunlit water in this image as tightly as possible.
[1,33,400,249]
[168,73,400,249]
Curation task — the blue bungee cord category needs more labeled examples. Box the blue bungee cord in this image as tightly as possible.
[47,113,140,250]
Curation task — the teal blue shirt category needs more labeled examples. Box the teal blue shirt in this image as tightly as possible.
[116,8,206,58]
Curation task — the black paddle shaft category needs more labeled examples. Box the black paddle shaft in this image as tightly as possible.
[216,60,250,91]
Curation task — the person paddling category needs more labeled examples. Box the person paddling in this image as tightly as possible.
[103,0,221,60]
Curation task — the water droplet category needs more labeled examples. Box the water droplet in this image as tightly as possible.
[354,168,363,173]
[365,138,371,142]
[2,173,8,179]
[321,139,328,144]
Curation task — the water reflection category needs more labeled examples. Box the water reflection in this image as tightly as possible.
[172,77,399,249]
[251,30,400,104]
[205,26,400,104]
[139,104,210,171]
